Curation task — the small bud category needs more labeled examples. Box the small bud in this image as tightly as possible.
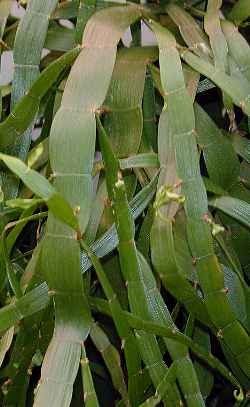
[115,179,124,188]
[203,214,225,236]
[234,388,244,402]
[202,213,211,223]
[216,329,223,339]
[154,184,185,211]
[211,223,225,236]
[74,206,81,215]
[166,190,185,203]
[80,357,89,366]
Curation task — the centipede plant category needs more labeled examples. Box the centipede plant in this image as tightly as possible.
[1,0,250,406]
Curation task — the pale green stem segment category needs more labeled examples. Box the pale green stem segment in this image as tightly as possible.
[148,19,250,382]
[149,20,209,325]
[221,19,250,85]
[81,346,99,407]
[90,322,129,404]
[35,6,142,406]
[150,111,208,325]
[166,3,212,59]
[204,0,228,72]
[181,49,250,116]
[204,0,232,112]
[149,20,206,407]
[104,47,158,158]
[97,115,184,405]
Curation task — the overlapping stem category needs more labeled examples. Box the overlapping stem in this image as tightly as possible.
[35,6,142,406]
[98,115,189,406]
[81,239,144,406]
[148,19,250,382]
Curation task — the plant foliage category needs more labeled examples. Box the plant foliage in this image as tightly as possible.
[0,0,250,405]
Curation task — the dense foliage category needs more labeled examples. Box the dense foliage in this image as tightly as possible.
[0,0,250,405]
